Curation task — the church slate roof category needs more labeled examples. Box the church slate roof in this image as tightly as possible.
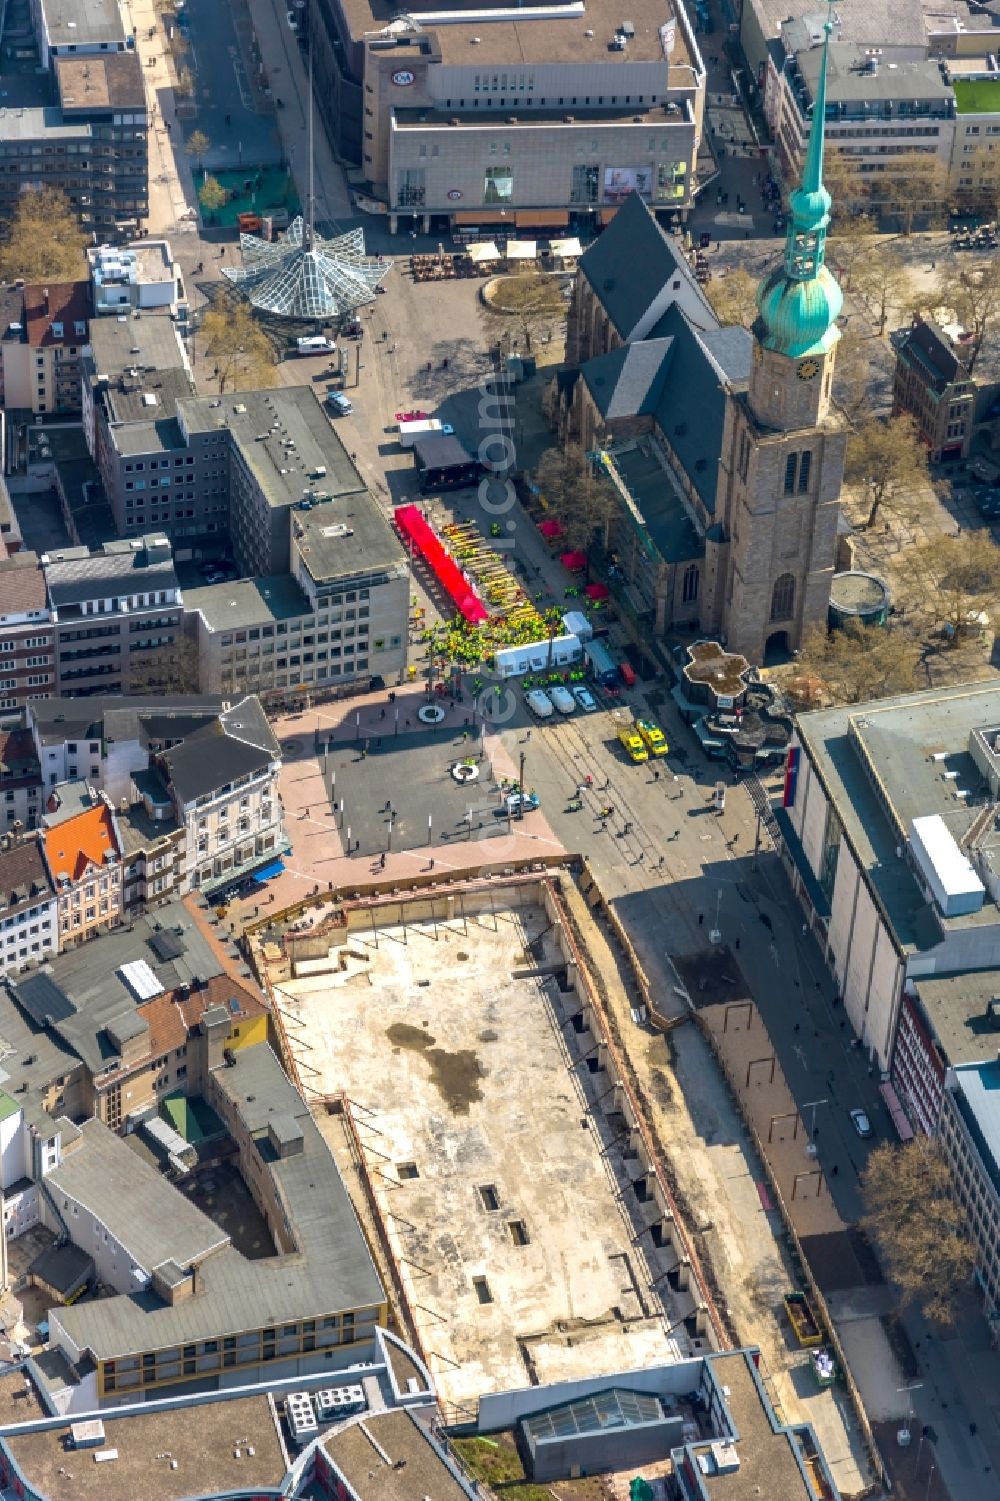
[579,306,753,515]
[579,194,687,340]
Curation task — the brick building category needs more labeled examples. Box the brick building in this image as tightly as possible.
[892,317,976,461]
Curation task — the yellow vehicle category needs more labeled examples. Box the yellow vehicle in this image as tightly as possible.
[617,723,648,763]
[636,718,668,757]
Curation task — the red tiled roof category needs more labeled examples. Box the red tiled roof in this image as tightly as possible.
[22,282,91,348]
[43,803,120,884]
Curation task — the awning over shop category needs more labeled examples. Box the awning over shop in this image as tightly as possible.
[880,1082,914,1142]
[254,858,286,882]
[584,582,610,600]
[560,550,588,572]
[516,209,569,228]
[538,519,564,539]
[505,240,537,259]
[466,240,501,264]
[453,210,505,225]
[599,207,619,225]
[549,236,583,259]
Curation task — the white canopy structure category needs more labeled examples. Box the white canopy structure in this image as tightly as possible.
[466,241,501,264]
[222,217,390,320]
[549,236,583,261]
[505,240,537,260]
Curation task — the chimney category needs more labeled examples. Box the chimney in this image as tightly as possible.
[42,288,49,314]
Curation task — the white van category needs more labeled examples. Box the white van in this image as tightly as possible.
[548,685,575,714]
[525,688,554,718]
[296,335,335,355]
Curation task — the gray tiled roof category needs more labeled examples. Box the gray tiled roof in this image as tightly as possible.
[54,1044,386,1359]
[579,193,686,342]
[47,1118,230,1275]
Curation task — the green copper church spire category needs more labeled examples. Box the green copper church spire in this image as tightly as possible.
[754,2,843,359]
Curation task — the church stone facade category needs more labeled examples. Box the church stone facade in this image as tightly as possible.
[556,17,847,665]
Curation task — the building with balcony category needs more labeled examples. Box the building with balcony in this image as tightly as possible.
[88,239,186,320]
[312,0,705,235]
[0,553,56,715]
[42,792,124,949]
[153,698,285,896]
[765,22,955,193]
[43,535,183,696]
[0,281,91,417]
[0,833,58,980]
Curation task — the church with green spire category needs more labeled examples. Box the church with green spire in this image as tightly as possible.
[558,6,848,663]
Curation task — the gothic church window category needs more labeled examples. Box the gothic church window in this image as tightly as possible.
[682,564,699,604]
[770,573,795,622]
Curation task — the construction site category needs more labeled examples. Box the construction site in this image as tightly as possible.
[252,869,720,1419]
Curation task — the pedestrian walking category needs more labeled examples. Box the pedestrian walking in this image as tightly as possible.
[379,852,386,869]
[653,769,660,781]
[698,912,704,925]
[380,708,386,720]
[526,729,532,741]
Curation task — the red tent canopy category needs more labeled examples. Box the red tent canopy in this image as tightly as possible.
[559,550,587,572]
[395,505,488,623]
[538,519,564,539]
[584,582,610,600]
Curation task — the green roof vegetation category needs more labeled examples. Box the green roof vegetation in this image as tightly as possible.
[0,1092,20,1124]
[953,79,1000,115]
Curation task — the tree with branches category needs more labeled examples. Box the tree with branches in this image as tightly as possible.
[861,1138,975,1325]
[845,414,929,530]
[534,445,617,553]
[793,621,920,705]
[849,242,912,338]
[901,532,1000,646]
[0,188,88,283]
[198,173,227,223]
[128,635,201,694]
[704,266,758,330]
[930,260,1000,375]
[200,298,276,393]
[867,151,949,235]
[185,129,211,170]
[482,274,566,354]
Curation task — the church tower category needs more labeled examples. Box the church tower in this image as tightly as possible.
[715,1,847,662]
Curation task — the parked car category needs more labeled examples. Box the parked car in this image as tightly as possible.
[493,791,540,818]
[395,409,428,423]
[525,688,554,718]
[850,1108,872,1139]
[326,391,353,416]
[572,685,598,712]
[548,685,576,714]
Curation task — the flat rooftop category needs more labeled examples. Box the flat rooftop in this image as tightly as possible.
[185,574,312,632]
[912,969,1000,1068]
[949,1059,1000,1199]
[293,495,407,585]
[323,1409,470,1501]
[795,42,953,107]
[106,371,193,428]
[953,77,1000,113]
[88,313,187,382]
[177,387,365,512]
[796,683,1000,949]
[39,0,127,49]
[55,53,145,112]
[1,1391,287,1501]
[279,890,686,1412]
[695,1352,830,1501]
[757,0,926,50]
[353,0,695,73]
[0,106,94,142]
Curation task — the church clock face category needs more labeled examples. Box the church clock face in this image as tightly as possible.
[797,359,820,381]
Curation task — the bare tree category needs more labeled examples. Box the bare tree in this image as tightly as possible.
[200,298,276,393]
[861,1138,975,1326]
[867,150,950,235]
[845,414,929,530]
[0,187,88,282]
[850,242,912,338]
[793,621,920,705]
[534,445,617,553]
[128,635,202,693]
[704,266,758,330]
[901,532,1000,645]
[481,274,566,354]
[931,260,1000,375]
